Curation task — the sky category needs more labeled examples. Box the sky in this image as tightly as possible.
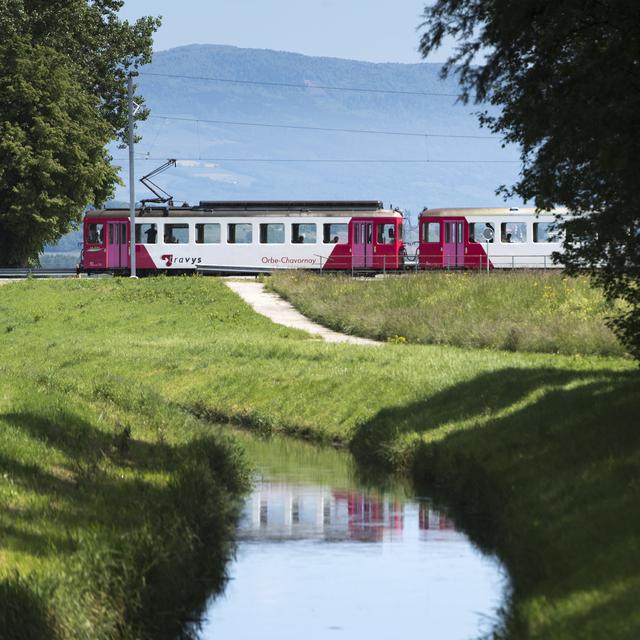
[119,0,457,64]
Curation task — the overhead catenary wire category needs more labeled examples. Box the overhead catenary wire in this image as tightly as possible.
[139,71,466,98]
[146,114,500,140]
[113,156,519,164]
[143,117,169,157]
[126,74,512,168]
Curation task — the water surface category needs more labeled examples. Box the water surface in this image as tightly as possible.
[200,432,505,639]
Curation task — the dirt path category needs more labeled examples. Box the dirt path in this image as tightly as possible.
[224,280,381,346]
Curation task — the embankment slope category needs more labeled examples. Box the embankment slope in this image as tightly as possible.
[0,277,637,639]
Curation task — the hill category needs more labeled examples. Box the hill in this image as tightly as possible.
[47,44,522,254]
[121,44,521,213]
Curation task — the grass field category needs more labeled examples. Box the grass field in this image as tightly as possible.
[0,276,638,639]
[267,271,625,356]
[0,281,249,639]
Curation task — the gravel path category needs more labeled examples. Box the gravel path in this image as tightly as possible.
[224,280,381,346]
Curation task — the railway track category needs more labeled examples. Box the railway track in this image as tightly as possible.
[0,268,81,279]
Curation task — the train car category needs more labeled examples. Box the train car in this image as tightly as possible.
[417,207,567,269]
[81,200,405,275]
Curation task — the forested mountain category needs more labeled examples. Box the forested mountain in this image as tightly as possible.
[120,44,521,213]
[47,44,522,257]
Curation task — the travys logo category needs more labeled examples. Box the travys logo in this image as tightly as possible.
[160,254,202,267]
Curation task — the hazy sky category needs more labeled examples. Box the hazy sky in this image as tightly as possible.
[119,0,456,64]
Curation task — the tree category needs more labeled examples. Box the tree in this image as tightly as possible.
[0,39,119,265]
[0,1,160,265]
[0,0,160,143]
[419,0,640,357]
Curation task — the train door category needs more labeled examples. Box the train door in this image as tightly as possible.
[374,220,400,270]
[443,220,464,268]
[83,220,107,270]
[107,222,129,269]
[353,221,373,268]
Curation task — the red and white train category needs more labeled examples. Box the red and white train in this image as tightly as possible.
[417,207,566,270]
[80,201,565,274]
[81,200,405,274]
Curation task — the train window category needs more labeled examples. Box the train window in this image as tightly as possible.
[423,222,440,243]
[260,223,285,244]
[377,223,396,244]
[501,222,527,243]
[87,223,104,244]
[291,223,316,244]
[323,223,348,244]
[228,223,253,244]
[196,223,221,244]
[534,222,559,243]
[164,224,189,244]
[135,223,157,244]
[398,223,403,240]
[469,222,495,243]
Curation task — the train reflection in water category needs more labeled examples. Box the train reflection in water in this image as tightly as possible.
[201,433,505,640]
[239,479,455,543]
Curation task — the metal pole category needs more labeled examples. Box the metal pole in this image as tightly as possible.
[128,73,137,278]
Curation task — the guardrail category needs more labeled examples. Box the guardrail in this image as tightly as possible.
[0,268,79,278]
[404,253,561,271]
[316,253,561,273]
[197,253,561,276]
[197,264,274,275]
[0,254,560,279]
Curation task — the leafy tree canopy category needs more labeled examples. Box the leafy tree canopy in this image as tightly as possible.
[419,0,640,357]
[0,39,118,265]
[0,0,160,142]
[0,1,159,266]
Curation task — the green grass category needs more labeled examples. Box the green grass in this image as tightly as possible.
[0,304,249,639]
[0,276,638,639]
[351,364,640,638]
[267,271,625,356]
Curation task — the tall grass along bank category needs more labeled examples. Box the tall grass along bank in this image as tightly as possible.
[0,336,248,637]
[0,277,638,639]
[267,271,625,356]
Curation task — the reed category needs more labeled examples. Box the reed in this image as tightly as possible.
[267,271,625,356]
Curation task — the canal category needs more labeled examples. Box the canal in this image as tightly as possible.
[199,431,506,639]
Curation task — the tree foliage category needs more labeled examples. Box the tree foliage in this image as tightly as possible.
[0,39,119,265]
[0,1,159,266]
[0,0,160,143]
[419,0,640,357]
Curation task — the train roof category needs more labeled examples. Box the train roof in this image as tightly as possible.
[197,200,384,211]
[420,207,568,217]
[86,200,402,219]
